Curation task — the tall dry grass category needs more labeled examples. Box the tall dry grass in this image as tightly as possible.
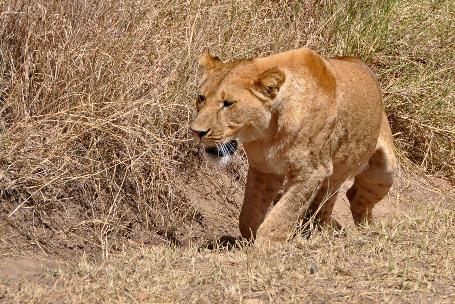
[0,0,453,254]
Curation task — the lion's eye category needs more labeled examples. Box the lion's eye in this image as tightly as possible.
[197,95,206,104]
[223,100,235,108]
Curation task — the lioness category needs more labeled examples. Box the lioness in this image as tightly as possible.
[190,48,397,246]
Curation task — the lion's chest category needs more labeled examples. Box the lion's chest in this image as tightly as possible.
[244,141,309,176]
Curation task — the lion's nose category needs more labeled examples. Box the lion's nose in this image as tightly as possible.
[189,127,209,139]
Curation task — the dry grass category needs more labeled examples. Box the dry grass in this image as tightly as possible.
[0,0,454,259]
[0,0,454,299]
[1,192,454,303]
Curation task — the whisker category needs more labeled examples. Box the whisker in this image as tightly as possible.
[222,144,228,156]
[219,143,226,157]
[226,141,234,153]
[218,144,222,157]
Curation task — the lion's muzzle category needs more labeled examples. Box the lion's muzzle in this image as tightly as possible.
[205,140,238,158]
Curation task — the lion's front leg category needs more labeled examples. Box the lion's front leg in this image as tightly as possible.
[239,167,284,240]
[255,168,331,247]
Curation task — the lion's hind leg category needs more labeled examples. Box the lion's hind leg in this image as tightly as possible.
[347,114,397,225]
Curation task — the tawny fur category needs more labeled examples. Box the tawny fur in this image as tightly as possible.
[191,48,397,247]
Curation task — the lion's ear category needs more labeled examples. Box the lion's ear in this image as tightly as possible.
[253,67,285,100]
[199,49,222,72]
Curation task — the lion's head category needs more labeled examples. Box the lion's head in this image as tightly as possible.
[190,50,285,165]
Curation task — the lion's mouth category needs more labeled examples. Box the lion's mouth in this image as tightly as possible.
[205,140,238,157]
